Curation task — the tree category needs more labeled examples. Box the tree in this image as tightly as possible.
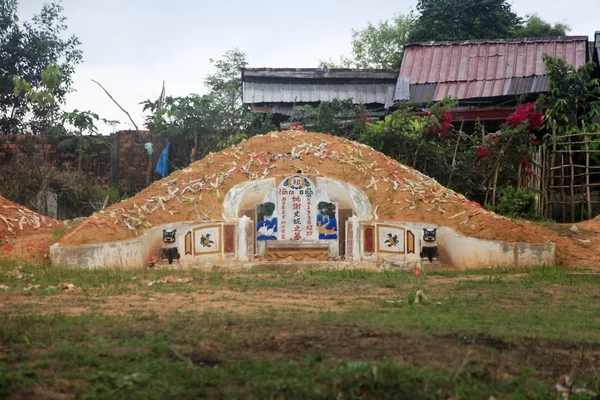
[350,13,415,69]
[540,55,600,138]
[515,14,570,38]
[317,56,352,69]
[408,0,521,43]
[58,110,117,173]
[204,48,248,134]
[140,48,275,181]
[0,0,82,134]
[142,93,222,163]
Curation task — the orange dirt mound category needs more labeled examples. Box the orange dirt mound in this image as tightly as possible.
[55,130,599,268]
[0,194,65,264]
[0,195,63,239]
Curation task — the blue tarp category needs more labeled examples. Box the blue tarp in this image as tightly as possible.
[155,143,170,178]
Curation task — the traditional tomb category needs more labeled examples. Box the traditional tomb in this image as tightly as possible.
[50,130,555,270]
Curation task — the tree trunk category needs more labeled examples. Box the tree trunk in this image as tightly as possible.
[77,139,83,174]
[446,120,464,188]
[492,163,500,207]
[192,130,198,163]
[584,122,592,219]
[412,137,425,169]
[145,132,155,187]
[145,82,166,187]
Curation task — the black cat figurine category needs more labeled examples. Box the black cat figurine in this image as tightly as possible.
[162,229,181,264]
[419,228,438,262]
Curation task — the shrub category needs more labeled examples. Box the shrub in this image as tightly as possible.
[491,186,537,219]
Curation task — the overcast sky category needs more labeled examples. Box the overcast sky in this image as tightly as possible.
[19,0,598,133]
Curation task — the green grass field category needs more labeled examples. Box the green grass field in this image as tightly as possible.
[1,262,599,399]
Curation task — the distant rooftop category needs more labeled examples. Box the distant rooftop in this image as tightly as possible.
[404,36,590,47]
[242,67,407,109]
[399,36,590,103]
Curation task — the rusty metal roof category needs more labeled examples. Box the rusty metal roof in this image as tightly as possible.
[400,36,589,102]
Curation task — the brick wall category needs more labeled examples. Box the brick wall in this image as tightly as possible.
[114,130,150,190]
[0,130,152,190]
[0,135,111,182]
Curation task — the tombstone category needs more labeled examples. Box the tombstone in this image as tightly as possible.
[36,190,58,219]
[254,175,340,261]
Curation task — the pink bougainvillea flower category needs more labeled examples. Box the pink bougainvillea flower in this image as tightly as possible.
[476,146,492,158]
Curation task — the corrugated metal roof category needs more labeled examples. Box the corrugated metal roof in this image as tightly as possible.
[242,81,398,105]
[400,36,589,102]
[393,76,410,102]
[243,68,399,81]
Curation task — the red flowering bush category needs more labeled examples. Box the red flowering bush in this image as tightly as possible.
[506,102,544,132]
[355,108,369,125]
[427,112,452,136]
[476,146,492,158]
[427,107,453,136]
[521,159,534,177]
[290,122,305,131]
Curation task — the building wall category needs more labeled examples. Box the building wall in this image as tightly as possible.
[0,130,151,191]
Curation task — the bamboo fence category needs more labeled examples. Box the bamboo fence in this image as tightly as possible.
[536,122,600,222]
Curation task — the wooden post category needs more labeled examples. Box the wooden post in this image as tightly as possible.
[549,121,557,220]
[492,164,500,207]
[109,132,120,187]
[446,120,465,188]
[569,133,575,223]
[584,123,592,219]
[561,153,566,223]
[539,146,545,217]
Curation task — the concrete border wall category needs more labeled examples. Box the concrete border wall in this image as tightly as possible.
[51,218,556,270]
[51,221,206,269]
[436,226,555,269]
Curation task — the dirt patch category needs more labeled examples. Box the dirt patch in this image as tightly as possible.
[0,286,399,317]
[242,324,599,377]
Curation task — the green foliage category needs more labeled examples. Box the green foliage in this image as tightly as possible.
[14,64,117,174]
[514,14,570,38]
[0,156,120,219]
[316,56,353,69]
[491,186,537,219]
[13,63,63,116]
[204,48,249,134]
[141,49,274,170]
[359,104,430,162]
[542,54,600,135]
[217,131,247,149]
[408,0,522,43]
[0,0,82,134]
[350,12,415,69]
